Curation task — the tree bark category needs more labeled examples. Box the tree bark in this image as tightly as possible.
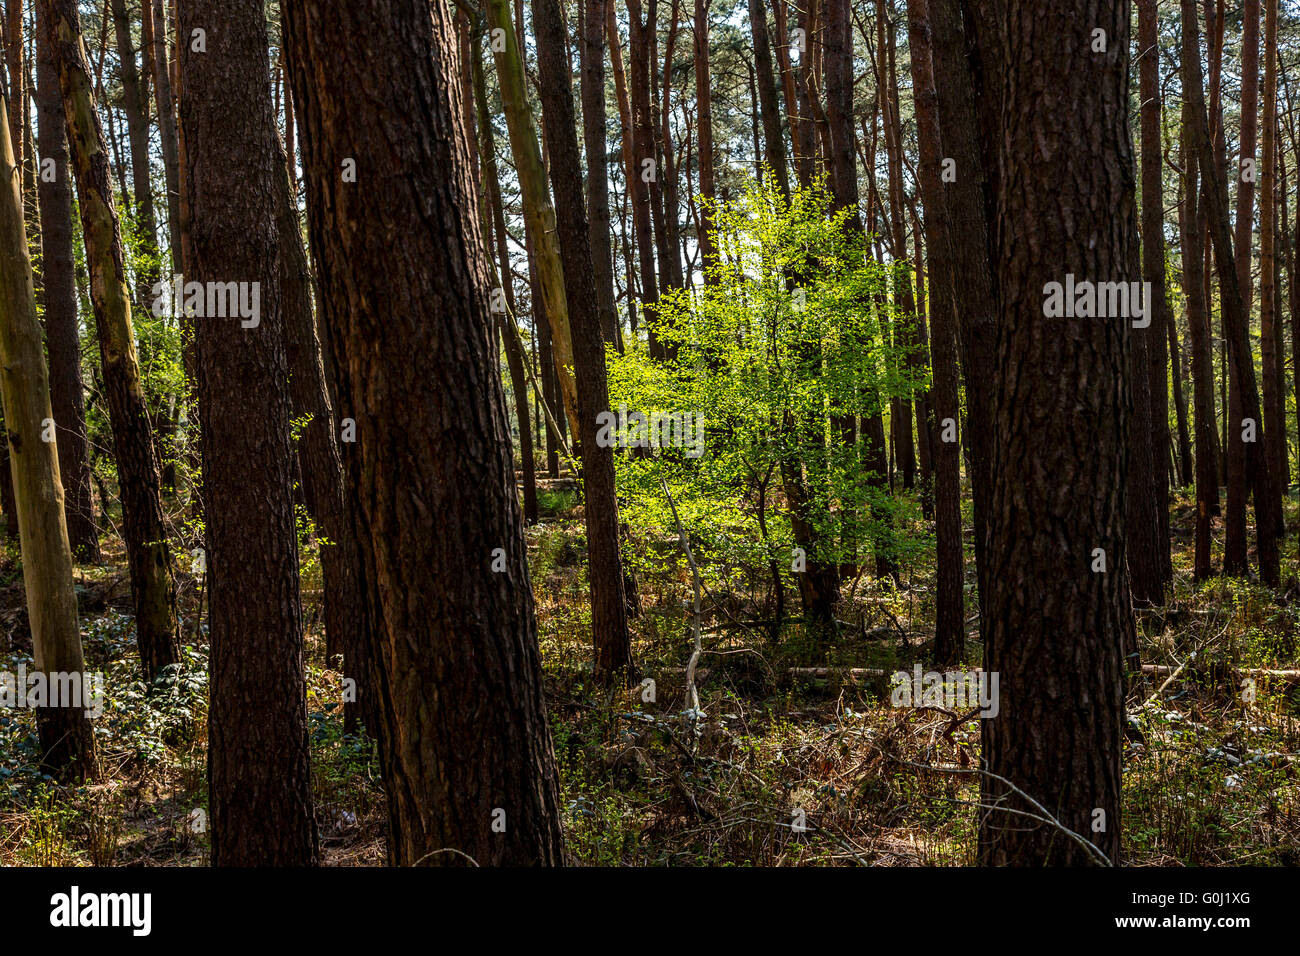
[281,0,566,866]
[970,0,1131,866]
[179,0,318,866]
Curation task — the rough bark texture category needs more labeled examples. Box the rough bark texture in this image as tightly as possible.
[180,0,317,866]
[42,0,180,683]
[971,0,1130,866]
[35,8,99,562]
[282,0,566,866]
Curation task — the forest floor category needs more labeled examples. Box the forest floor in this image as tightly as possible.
[0,483,1297,866]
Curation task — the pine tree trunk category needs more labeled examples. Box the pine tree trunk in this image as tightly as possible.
[748,0,789,201]
[484,0,581,439]
[581,0,619,345]
[625,0,662,355]
[109,0,159,302]
[906,0,963,664]
[179,0,317,866]
[1260,0,1285,529]
[281,0,566,866]
[1182,0,1280,587]
[693,0,716,275]
[1138,0,1172,586]
[532,0,633,681]
[1181,125,1218,580]
[926,0,997,635]
[472,35,538,525]
[970,0,1131,866]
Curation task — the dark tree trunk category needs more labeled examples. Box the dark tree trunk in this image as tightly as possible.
[532,0,633,681]
[926,0,997,637]
[42,0,180,683]
[282,0,566,866]
[970,0,1131,866]
[625,0,661,355]
[1138,0,1172,587]
[273,146,372,735]
[180,0,317,866]
[109,0,159,304]
[693,0,717,275]
[581,0,619,344]
[35,10,99,562]
[906,0,963,664]
[748,0,789,202]
[1182,0,1280,587]
[1181,123,1217,580]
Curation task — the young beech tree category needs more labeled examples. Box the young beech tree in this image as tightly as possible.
[613,182,923,627]
[41,0,179,683]
[282,0,565,866]
[0,90,96,781]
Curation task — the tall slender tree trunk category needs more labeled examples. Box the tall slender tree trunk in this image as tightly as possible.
[748,0,789,201]
[532,0,633,682]
[473,35,538,525]
[144,0,180,275]
[906,0,962,664]
[180,0,317,866]
[1182,123,1217,580]
[693,0,716,275]
[927,0,997,636]
[42,0,181,683]
[1138,0,1172,588]
[625,0,662,356]
[109,0,159,302]
[581,0,618,345]
[282,0,566,866]
[1260,0,1285,533]
[35,9,99,562]
[0,87,97,782]
[1182,0,1280,587]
